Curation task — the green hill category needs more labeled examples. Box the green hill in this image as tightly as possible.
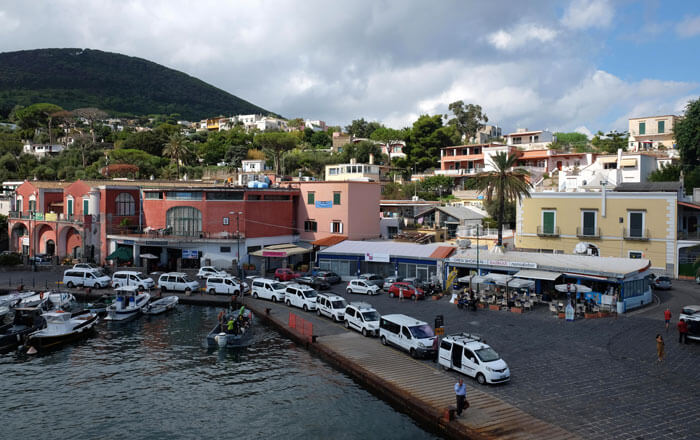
[0,48,273,120]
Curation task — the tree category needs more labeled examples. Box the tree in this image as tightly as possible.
[287,118,304,129]
[309,131,331,147]
[466,152,532,246]
[162,133,192,179]
[447,101,488,142]
[255,132,298,175]
[407,115,460,171]
[648,163,681,182]
[12,103,64,141]
[337,140,383,164]
[551,132,589,151]
[675,97,700,167]
[421,175,454,199]
[591,130,628,153]
[72,133,95,168]
[224,144,249,167]
[370,126,407,144]
[345,118,382,138]
[73,107,108,146]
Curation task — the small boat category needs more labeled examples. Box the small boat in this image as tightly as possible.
[0,307,46,352]
[85,295,114,317]
[27,310,99,351]
[0,291,36,308]
[206,306,254,348]
[104,286,151,321]
[143,296,179,316]
[19,292,75,310]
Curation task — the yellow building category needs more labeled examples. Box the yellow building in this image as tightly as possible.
[516,191,677,275]
[628,115,678,151]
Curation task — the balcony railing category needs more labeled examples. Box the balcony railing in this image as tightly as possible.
[678,230,700,241]
[576,226,601,238]
[435,168,484,176]
[8,211,95,224]
[536,226,560,237]
[623,228,650,241]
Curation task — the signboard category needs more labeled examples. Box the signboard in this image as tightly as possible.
[21,237,29,246]
[447,257,537,269]
[315,201,333,208]
[44,213,57,221]
[33,212,44,220]
[435,327,445,336]
[262,251,287,258]
[364,252,390,262]
[182,249,199,259]
[116,240,135,245]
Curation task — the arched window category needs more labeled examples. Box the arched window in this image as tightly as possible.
[166,206,202,236]
[115,193,135,216]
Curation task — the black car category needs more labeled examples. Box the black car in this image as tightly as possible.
[316,271,341,285]
[296,276,330,290]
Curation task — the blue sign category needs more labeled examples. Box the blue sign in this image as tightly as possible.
[182,250,199,259]
[315,201,333,208]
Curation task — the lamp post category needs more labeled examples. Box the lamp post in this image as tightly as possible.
[229,211,243,278]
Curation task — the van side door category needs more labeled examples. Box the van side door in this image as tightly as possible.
[462,348,479,377]
[399,325,412,350]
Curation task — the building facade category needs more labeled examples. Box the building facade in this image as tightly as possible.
[504,129,555,150]
[628,115,678,151]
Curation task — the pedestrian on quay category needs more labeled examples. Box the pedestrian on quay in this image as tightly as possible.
[664,306,672,332]
[454,378,467,417]
[678,319,689,344]
[399,287,404,302]
[656,334,665,362]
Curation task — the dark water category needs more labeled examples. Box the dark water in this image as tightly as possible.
[0,305,438,439]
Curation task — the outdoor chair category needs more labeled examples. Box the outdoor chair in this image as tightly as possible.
[549,303,558,315]
[524,301,532,311]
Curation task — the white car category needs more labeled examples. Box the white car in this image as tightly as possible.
[680,305,700,341]
[205,276,241,295]
[438,333,511,385]
[284,284,318,312]
[158,272,199,293]
[251,278,288,302]
[379,314,437,359]
[346,279,381,295]
[63,268,111,289]
[111,271,155,290]
[344,302,380,337]
[197,266,229,279]
[315,293,347,322]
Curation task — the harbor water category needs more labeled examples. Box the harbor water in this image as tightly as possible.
[0,305,439,439]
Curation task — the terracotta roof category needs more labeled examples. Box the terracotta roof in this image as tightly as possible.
[311,235,347,247]
[517,150,550,159]
[429,246,456,259]
[442,154,484,161]
[678,201,700,210]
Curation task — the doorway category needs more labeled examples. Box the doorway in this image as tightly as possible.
[46,240,55,256]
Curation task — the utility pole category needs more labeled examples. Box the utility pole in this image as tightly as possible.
[230,211,243,278]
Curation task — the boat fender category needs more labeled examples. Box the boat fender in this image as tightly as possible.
[27,346,38,355]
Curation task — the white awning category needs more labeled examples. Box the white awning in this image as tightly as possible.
[514,269,562,281]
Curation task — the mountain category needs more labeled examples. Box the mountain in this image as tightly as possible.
[0,48,273,120]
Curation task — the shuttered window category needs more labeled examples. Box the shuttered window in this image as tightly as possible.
[542,211,555,234]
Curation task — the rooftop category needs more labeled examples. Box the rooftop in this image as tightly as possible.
[614,182,682,192]
[320,240,455,260]
[416,205,486,221]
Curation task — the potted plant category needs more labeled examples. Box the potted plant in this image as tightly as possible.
[119,217,132,233]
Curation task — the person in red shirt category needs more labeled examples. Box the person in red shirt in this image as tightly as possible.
[678,319,689,344]
[664,307,672,331]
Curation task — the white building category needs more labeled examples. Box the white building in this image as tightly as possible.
[22,143,65,157]
[305,120,327,132]
[559,151,660,191]
[504,129,555,150]
[241,160,269,173]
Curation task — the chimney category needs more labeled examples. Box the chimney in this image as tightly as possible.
[369,153,374,165]
[350,158,356,165]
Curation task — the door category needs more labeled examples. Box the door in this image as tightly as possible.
[451,343,463,369]
[462,349,478,377]
[45,240,55,256]
[556,161,562,171]
[400,326,412,350]
[67,199,74,218]
[225,279,235,293]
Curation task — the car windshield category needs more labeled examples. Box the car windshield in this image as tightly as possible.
[409,324,434,339]
[658,277,671,282]
[181,275,192,282]
[134,274,144,280]
[331,300,347,309]
[475,347,500,362]
[682,307,698,315]
[304,290,318,298]
[272,283,286,290]
[362,311,380,321]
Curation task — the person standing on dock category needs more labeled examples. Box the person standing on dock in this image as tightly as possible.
[455,378,467,417]
[664,307,672,332]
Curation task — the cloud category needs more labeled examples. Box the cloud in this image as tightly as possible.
[0,10,19,33]
[676,15,700,38]
[561,0,613,30]
[487,23,558,50]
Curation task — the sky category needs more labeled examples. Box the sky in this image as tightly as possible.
[1,0,700,136]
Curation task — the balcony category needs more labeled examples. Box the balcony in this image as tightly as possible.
[678,230,700,241]
[435,168,484,176]
[8,211,95,224]
[536,226,560,237]
[576,226,601,239]
[623,228,650,241]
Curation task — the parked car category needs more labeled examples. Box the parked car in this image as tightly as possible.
[379,314,437,359]
[63,268,111,289]
[402,277,427,289]
[382,276,403,291]
[652,276,672,290]
[284,284,318,312]
[197,266,229,279]
[387,282,425,300]
[346,279,381,295]
[73,263,103,273]
[315,293,347,322]
[158,272,199,293]
[111,270,155,290]
[251,278,288,302]
[344,302,381,337]
[316,271,341,285]
[438,333,511,385]
[680,305,700,341]
[296,276,330,290]
[30,254,52,265]
[205,277,242,295]
[275,268,301,282]
[358,273,385,287]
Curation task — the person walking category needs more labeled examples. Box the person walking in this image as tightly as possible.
[454,378,467,417]
[656,334,665,362]
[664,307,672,332]
[678,319,689,344]
[399,286,404,302]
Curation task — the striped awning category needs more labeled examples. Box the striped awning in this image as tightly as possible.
[514,269,562,281]
[620,158,637,167]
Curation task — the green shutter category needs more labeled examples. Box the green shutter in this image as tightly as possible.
[333,192,341,205]
[307,192,315,205]
[639,122,645,135]
[83,199,89,216]
[67,199,73,216]
[542,211,554,234]
[657,120,664,133]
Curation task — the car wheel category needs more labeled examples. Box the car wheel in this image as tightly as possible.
[160,286,167,292]
[209,289,216,295]
[316,308,321,316]
[138,285,145,291]
[389,292,395,298]
[344,320,350,329]
[411,294,416,301]
[113,283,119,289]
[476,373,486,385]
[410,348,417,358]
[272,296,278,302]
[185,288,191,294]
[346,289,352,295]
[362,328,368,337]
[442,364,450,372]
[303,304,308,312]
[332,315,337,322]
[67,281,74,288]
[286,300,291,306]
[380,336,387,345]
[253,292,259,299]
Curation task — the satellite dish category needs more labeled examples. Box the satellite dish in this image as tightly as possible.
[574,242,589,254]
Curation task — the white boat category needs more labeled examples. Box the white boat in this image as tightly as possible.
[27,310,99,351]
[0,291,36,308]
[104,286,151,321]
[143,296,179,316]
[19,292,75,310]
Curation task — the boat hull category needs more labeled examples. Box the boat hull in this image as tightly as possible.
[143,296,179,316]
[28,314,98,351]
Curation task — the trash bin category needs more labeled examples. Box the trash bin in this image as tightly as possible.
[616,301,625,314]
[434,314,444,329]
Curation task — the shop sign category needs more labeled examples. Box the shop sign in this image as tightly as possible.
[33,212,44,220]
[116,240,134,245]
[21,237,29,246]
[315,201,333,208]
[262,251,287,257]
[364,252,390,262]
[45,213,57,221]
[182,249,199,259]
[447,257,537,269]
[144,240,167,246]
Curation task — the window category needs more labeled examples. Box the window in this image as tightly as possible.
[83,199,89,216]
[628,211,645,238]
[115,193,135,216]
[639,122,646,135]
[307,192,315,205]
[513,137,522,144]
[67,197,74,217]
[331,221,343,234]
[333,192,341,205]
[16,197,22,212]
[581,210,597,236]
[144,191,163,199]
[166,206,202,236]
[223,217,229,225]
[657,120,664,134]
[461,149,468,155]
[264,195,290,200]
[541,210,556,235]
[247,195,261,200]
[533,135,539,142]
[165,192,202,201]
[28,200,36,212]
[220,246,231,253]
[629,251,642,259]
[328,167,339,175]
[304,220,317,232]
[206,191,243,200]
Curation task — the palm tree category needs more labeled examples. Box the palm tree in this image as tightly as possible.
[163,133,191,179]
[467,152,532,247]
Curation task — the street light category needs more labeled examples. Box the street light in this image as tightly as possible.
[229,211,243,278]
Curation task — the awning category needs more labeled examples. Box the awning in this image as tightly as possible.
[620,158,637,167]
[251,243,312,258]
[106,246,133,262]
[599,157,617,164]
[514,269,562,281]
[312,235,347,247]
[430,246,455,259]
[139,253,158,260]
[555,284,592,293]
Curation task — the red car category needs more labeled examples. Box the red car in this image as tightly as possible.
[387,282,424,300]
[274,268,301,281]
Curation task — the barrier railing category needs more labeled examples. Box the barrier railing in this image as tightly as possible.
[288,312,314,342]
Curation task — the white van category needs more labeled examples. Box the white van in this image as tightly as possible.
[157,272,199,293]
[379,314,437,359]
[111,271,155,290]
[63,269,111,289]
[205,276,241,295]
[284,284,318,312]
[315,293,347,322]
[344,302,380,337]
[251,278,287,302]
[438,333,510,385]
